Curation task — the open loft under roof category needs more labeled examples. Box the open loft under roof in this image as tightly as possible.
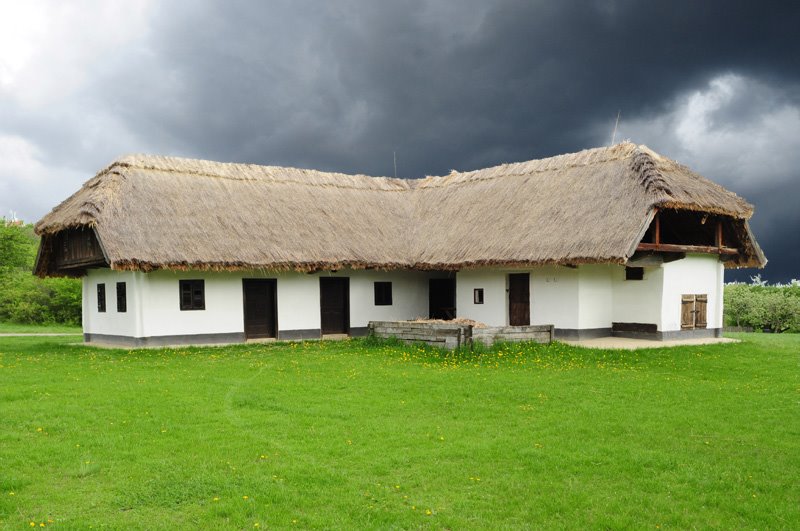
[34,142,766,277]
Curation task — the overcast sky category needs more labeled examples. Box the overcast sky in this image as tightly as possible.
[1,0,798,281]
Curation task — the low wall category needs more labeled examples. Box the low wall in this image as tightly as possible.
[368,321,553,349]
[369,321,470,349]
[472,325,554,346]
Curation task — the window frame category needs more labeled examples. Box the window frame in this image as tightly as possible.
[179,279,206,311]
[374,281,392,306]
[97,283,106,313]
[625,267,644,281]
[473,288,484,304]
[116,282,127,313]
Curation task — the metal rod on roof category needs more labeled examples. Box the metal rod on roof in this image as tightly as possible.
[610,110,621,145]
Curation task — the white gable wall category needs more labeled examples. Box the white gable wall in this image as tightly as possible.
[660,254,724,331]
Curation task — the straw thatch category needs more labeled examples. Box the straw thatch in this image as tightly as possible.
[34,142,765,276]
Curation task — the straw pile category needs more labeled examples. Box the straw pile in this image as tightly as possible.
[34,142,765,276]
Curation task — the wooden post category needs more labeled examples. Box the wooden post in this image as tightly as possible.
[654,209,661,246]
[716,219,723,248]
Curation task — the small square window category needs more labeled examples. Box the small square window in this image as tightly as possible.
[97,283,106,313]
[116,282,127,313]
[474,288,484,304]
[374,281,392,306]
[180,279,205,310]
[625,267,644,281]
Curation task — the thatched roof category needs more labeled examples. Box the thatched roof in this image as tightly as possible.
[34,142,765,275]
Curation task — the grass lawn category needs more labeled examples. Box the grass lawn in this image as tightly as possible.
[0,334,797,529]
[0,322,81,334]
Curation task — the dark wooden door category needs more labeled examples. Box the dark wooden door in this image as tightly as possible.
[243,279,277,339]
[508,273,530,326]
[320,277,349,334]
[429,278,456,319]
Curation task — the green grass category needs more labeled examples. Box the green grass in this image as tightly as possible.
[0,334,797,529]
[0,322,81,334]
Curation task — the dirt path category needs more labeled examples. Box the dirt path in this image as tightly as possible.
[563,336,738,350]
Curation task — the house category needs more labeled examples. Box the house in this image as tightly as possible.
[34,142,765,347]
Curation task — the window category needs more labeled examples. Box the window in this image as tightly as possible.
[681,294,708,330]
[116,282,127,313]
[625,267,644,281]
[97,283,106,312]
[180,279,205,310]
[473,288,484,304]
[374,281,392,306]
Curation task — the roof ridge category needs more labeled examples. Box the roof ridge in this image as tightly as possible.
[108,143,641,189]
[106,157,412,191]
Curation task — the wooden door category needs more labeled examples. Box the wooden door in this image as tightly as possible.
[508,273,530,326]
[243,279,277,339]
[681,294,708,329]
[695,294,708,328]
[320,277,349,334]
[429,278,456,319]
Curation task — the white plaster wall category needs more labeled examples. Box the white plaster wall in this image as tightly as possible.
[87,268,434,338]
[140,271,245,337]
[610,265,664,328]
[335,270,432,328]
[660,254,724,331]
[455,270,508,326]
[84,260,724,339]
[577,265,613,329]
[530,266,580,329]
[456,267,584,329]
[139,270,325,336]
[274,273,320,331]
[83,269,143,337]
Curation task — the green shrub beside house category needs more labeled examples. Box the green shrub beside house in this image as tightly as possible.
[0,220,81,325]
[724,277,800,332]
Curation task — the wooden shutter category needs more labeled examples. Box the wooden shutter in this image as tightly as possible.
[681,294,695,329]
[695,294,708,328]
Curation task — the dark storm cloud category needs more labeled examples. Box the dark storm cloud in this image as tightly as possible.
[93,0,800,172]
[2,0,798,280]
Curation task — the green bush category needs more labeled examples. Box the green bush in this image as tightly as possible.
[0,221,82,325]
[724,279,800,333]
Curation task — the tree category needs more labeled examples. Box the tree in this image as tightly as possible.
[761,291,800,333]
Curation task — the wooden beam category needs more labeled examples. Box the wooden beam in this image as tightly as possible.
[636,242,738,255]
[716,220,723,248]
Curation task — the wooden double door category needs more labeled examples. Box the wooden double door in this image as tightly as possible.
[681,294,708,329]
[243,279,277,339]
